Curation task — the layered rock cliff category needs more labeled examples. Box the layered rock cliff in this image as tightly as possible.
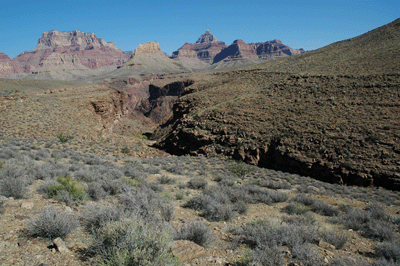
[213,39,305,65]
[0,53,22,74]
[171,30,228,63]
[9,30,129,77]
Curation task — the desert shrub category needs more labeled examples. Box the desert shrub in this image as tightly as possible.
[236,217,316,250]
[56,133,73,143]
[320,229,349,249]
[206,186,238,203]
[0,165,29,199]
[136,134,148,140]
[175,192,185,200]
[246,246,285,266]
[282,213,317,226]
[268,190,289,203]
[183,194,213,210]
[174,219,213,246]
[364,220,397,241]
[291,243,323,266]
[259,179,291,190]
[233,200,248,214]
[212,171,237,183]
[159,202,174,222]
[366,202,387,220]
[87,182,108,201]
[51,149,69,159]
[118,187,173,222]
[311,200,339,216]
[330,256,370,266]
[227,161,254,178]
[375,239,400,262]
[245,185,272,204]
[275,223,316,248]
[187,178,208,189]
[84,154,102,165]
[337,203,353,213]
[121,147,130,154]
[0,146,20,159]
[165,164,186,175]
[284,202,311,215]
[74,167,100,182]
[341,208,371,231]
[371,258,400,266]
[68,162,85,172]
[0,201,5,215]
[143,165,161,175]
[81,203,123,234]
[33,149,50,160]
[202,202,234,221]
[219,178,236,187]
[47,176,87,203]
[146,181,163,192]
[292,194,316,206]
[87,218,178,266]
[26,207,79,239]
[158,175,175,184]
[33,162,69,180]
[122,163,147,179]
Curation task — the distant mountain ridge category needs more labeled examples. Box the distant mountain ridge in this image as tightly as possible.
[171,30,305,70]
[0,29,305,79]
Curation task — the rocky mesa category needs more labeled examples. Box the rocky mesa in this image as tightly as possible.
[16,30,129,71]
[0,30,130,79]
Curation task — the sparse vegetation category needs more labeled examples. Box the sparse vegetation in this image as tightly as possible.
[47,176,87,204]
[174,219,213,246]
[86,218,178,266]
[56,133,74,143]
[26,207,79,239]
[121,147,130,154]
[0,139,399,265]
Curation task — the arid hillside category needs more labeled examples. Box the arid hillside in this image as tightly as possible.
[0,19,400,266]
[154,18,400,190]
[248,18,400,75]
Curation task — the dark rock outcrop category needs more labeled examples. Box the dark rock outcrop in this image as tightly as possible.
[137,80,194,124]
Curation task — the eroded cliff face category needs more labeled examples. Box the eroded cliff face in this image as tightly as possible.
[137,80,195,124]
[90,89,129,136]
[97,73,197,136]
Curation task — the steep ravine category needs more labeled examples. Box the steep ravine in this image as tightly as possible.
[154,109,400,191]
[153,72,400,191]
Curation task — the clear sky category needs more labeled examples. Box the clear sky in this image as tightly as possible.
[1,0,398,58]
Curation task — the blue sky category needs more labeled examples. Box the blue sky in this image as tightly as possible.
[1,0,398,58]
